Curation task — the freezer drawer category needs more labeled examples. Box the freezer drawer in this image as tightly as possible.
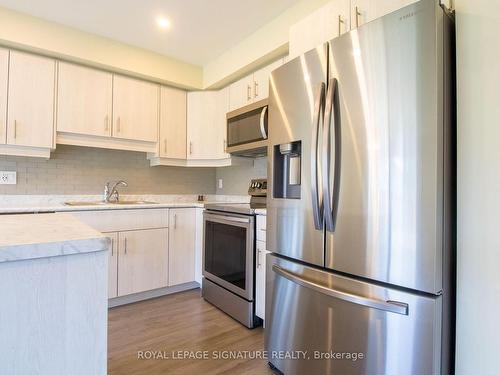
[265,254,443,375]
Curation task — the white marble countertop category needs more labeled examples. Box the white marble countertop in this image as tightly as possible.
[254,208,267,215]
[0,194,249,214]
[0,213,109,263]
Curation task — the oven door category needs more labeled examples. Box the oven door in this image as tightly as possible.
[203,211,255,300]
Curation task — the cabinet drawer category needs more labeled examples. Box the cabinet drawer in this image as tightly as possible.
[70,208,169,232]
[256,215,266,242]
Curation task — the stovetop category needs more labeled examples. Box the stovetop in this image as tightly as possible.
[206,178,267,215]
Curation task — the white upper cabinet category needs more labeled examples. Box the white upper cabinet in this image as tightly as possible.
[112,75,159,143]
[0,48,7,145]
[215,87,230,160]
[290,0,419,59]
[228,59,283,112]
[289,0,350,59]
[57,62,113,137]
[159,86,187,159]
[228,73,254,111]
[374,0,419,19]
[350,0,374,27]
[253,59,283,102]
[187,90,228,161]
[7,51,55,148]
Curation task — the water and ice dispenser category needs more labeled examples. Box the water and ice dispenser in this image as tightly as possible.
[273,141,301,199]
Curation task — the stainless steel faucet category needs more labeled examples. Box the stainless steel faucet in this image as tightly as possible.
[104,180,128,202]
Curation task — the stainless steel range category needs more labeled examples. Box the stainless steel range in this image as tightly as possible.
[202,178,266,328]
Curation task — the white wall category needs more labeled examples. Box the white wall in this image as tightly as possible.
[0,6,202,89]
[455,1,500,374]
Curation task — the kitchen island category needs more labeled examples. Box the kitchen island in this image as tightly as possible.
[0,213,109,375]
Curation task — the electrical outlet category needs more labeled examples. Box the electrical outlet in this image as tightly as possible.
[218,178,223,189]
[0,171,16,185]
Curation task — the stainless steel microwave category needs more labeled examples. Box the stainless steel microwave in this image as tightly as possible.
[226,99,268,157]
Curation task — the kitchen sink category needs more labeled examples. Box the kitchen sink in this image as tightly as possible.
[64,200,158,206]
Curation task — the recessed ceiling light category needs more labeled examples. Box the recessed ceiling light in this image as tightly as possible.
[156,16,171,30]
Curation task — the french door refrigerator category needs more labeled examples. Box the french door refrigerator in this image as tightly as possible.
[265,1,455,374]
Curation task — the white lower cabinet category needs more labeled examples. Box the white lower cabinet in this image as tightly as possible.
[106,232,119,298]
[256,240,270,320]
[168,208,197,286]
[117,228,169,296]
[70,208,199,302]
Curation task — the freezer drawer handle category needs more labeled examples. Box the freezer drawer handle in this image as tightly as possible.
[272,265,409,315]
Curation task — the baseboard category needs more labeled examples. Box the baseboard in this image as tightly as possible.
[108,281,200,307]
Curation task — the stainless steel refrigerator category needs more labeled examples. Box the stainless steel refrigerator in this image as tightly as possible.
[265,1,455,374]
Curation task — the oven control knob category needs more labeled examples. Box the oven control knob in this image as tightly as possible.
[256,182,262,188]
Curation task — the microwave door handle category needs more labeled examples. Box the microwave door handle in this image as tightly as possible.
[272,265,409,315]
[259,106,268,139]
[322,78,341,233]
[311,82,325,230]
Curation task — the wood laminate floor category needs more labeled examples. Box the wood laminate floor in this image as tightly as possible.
[108,289,275,375]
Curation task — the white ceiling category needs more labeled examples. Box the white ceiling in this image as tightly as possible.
[0,0,300,66]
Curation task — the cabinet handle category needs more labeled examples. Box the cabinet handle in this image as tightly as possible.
[13,120,17,139]
[355,6,361,28]
[338,15,344,36]
[247,84,251,101]
[164,139,167,153]
[174,213,177,229]
[110,237,114,256]
[254,81,259,98]
[189,141,193,155]
[105,115,109,131]
[257,249,262,268]
[124,237,127,254]
[117,117,121,133]
[223,139,227,153]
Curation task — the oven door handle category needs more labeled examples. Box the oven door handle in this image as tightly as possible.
[204,213,251,224]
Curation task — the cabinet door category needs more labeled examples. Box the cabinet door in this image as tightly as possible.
[374,0,419,19]
[351,0,375,28]
[57,62,112,137]
[0,48,7,144]
[255,241,270,320]
[215,87,230,159]
[112,75,159,142]
[253,59,283,101]
[7,51,55,148]
[106,232,119,298]
[117,228,168,296]
[324,0,351,38]
[228,74,253,111]
[187,91,223,160]
[159,86,187,159]
[168,208,196,286]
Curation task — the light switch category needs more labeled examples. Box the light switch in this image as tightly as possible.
[218,179,223,189]
[0,171,16,185]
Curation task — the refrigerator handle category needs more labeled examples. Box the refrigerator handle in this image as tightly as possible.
[322,78,341,232]
[311,82,326,230]
[272,265,409,315]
